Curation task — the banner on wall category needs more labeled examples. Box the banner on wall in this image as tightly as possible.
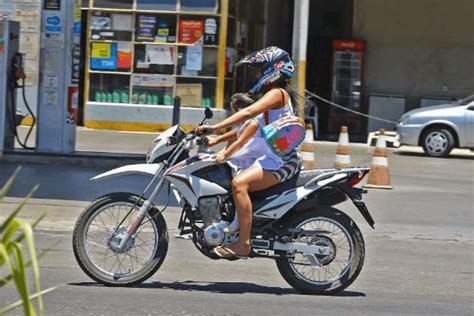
[90,42,117,70]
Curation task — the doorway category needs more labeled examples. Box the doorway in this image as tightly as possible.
[305,0,353,139]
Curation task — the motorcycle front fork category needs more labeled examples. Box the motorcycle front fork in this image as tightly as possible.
[112,169,167,251]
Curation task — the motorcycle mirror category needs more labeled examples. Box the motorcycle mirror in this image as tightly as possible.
[204,107,213,119]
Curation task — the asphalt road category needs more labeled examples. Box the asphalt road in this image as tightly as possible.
[0,145,473,315]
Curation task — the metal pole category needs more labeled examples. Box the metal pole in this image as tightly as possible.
[215,0,229,109]
[292,0,310,118]
[172,96,181,125]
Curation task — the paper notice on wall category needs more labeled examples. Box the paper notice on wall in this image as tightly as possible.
[185,46,202,71]
[24,60,38,85]
[14,2,41,85]
[146,45,174,65]
[0,10,14,21]
[91,42,111,58]
[237,20,247,45]
[225,47,236,74]
[20,32,40,56]
[43,90,58,106]
[176,84,203,107]
[112,13,132,31]
[117,42,132,69]
[43,50,60,73]
[16,4,40,32]
[132,74,175,88]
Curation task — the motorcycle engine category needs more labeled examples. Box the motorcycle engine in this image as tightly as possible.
[197,196,236,246]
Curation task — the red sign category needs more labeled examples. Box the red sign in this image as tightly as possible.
[179,20,204,44]
[67,86,79,123]
[332,39,365,51]
[117,48,132,69]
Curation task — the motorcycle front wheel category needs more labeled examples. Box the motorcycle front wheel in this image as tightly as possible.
[276,207,365,295]
[73,193,168,286]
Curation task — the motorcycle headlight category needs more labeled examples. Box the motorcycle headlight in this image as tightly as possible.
[146,138,160,162]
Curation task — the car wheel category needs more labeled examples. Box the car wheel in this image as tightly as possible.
[422,127,455,157]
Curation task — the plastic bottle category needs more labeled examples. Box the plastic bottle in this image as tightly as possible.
[132,91,139,104]
[113,90,121,103]
[121,90,129,103]
[139,92,147,104]
[152,94,159,105]
[146,93,153,105]
[164,94,172,105]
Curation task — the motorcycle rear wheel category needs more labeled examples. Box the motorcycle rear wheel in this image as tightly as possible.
[73,193,168,286]
[276,207,365,295]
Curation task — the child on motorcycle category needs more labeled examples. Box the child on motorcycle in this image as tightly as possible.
[207,93,258,233]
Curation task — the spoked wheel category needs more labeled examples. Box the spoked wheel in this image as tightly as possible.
[276,208,365,295]
[73,193,168,286]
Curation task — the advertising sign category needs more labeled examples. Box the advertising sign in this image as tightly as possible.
[90,42,117,70]
[44,0,61,11]
[179,20,203,44]
[176,83,203,107]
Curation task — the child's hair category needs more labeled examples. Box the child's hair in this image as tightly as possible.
[230,93,255,113]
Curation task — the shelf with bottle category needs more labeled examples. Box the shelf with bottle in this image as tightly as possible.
[89,72,131,103]
[131,86,175,106]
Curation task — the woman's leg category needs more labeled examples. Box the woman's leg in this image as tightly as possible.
[221,165,279,256]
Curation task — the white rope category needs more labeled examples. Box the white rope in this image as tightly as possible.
[304,89,399,125]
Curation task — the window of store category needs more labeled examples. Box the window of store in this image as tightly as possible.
[79,0,261,130]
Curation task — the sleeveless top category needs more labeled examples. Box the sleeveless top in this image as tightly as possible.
[227,98,296,171]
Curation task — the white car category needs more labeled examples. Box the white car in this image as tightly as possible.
[396,94,474,157]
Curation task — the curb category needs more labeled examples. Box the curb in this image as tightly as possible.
[1,149,146,168]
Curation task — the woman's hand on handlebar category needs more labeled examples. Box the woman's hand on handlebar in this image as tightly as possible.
[206,136,219,147]
[195,125,214,135]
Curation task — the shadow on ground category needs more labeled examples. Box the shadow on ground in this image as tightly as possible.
[394,150,474,160]
[70,280,366,297]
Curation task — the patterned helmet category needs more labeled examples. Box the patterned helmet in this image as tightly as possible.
[236,46,294,94]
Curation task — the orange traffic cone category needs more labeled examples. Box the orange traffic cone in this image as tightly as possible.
[334,126,350,169]
[364,129,392,189]
[300,130,316,169]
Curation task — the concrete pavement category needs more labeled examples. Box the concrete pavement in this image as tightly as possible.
[0,127,473,315]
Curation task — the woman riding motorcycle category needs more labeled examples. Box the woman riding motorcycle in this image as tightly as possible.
[197,46,302,259]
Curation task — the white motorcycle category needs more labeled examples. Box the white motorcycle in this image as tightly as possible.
[72,108,375,295]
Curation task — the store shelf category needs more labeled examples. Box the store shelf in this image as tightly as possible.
[176,75,217,79]
[90,7,220,16]
[131,42,218,48]
[83,1,252,112]
[90,39,132,43]
[89,70,132,75]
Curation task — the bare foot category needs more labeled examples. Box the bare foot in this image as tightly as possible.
[225,243,250,257]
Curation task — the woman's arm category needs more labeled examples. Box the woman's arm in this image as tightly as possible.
[208,129,237,146]
[210,89,288,132]
[215,121,259,163]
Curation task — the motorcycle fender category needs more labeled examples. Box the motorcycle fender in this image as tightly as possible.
[336,183,375,229]
[90,163,162,181]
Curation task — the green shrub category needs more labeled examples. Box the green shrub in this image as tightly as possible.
[0,167,59,315]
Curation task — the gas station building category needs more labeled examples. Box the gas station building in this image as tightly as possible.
[1,0,473,154]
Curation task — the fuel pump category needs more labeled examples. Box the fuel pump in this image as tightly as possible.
[0,20,19,154]
[9,52,37,149]
[0,20,37,154]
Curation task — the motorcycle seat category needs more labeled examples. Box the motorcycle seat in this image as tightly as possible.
[249,168,338,200]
